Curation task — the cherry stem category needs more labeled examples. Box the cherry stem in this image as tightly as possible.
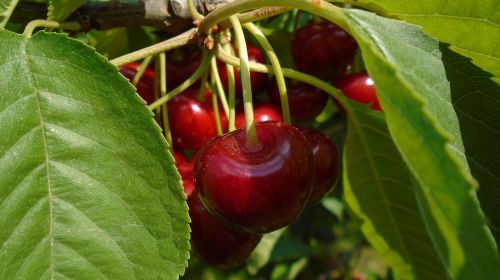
[210,74,224,135]
[229,15,258,147]
[23,19,81,38]
[199,0,349,36]
[159,52,173,153]
[244,22,291,123]
[153,55,161,116]
[111,28,197,67]
[198,70,209,101]
[188,0,204,20]
[148,50,212,111]
[214,44,355,111]
[223,43,237,132]
[210,56,230,119]
[219,7,291,30]
[132,55,153,86]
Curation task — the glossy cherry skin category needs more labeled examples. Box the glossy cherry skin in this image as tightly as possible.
[235,103,282,129]
[120,62,155,104]
[188,190,262,268]
[334,71,381,111]
[218,43,268,96]
[292,21,357,80]
[268,79,328,121]
[166,45,202,89]
[173,150,196,196]
[168,89,228,150]
[299,128,339,206]
[194,121,314,233]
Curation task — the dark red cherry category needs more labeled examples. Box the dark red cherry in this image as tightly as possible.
[217,43,268,96]
[173,150,194,179]
[188,190,262,268]
[292,21,357,80]
[119,62,155,104]
[299,128,339,206]
[168,89,228,150]
[334,71,381,111]
[268,79,328,121]
[235,103,282,129]
[194,121,314,233]
[166,44,202,89]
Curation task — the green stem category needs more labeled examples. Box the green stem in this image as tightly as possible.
[199,0,349,36]
[149,50,212,111]
[223,43,237,132]
[219,7,291,30]
[210,76,224,135]
[214,44,349,108]
[111,28,197,66]
[229,15,258,147]
[188,0,204,20]
[244,22,291,123]
[210,56,230,119]
[159,52,173,152]
[23,19,81,38]
[132,55,153,86]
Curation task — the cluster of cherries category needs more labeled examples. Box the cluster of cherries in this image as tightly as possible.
[120,20,380,268]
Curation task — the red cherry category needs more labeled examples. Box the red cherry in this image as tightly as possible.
[299,128,339,206]
[292,21,357,80]
[194,121,314,233]
[268,79,328,121]
[217,43,268,96]
[188,191,262,268]
[173,150,194,179]
[165,45,202,89]
[235,103,282,129]
[334,72,381,111]
[119,62,155,104]
[168,89,228,150]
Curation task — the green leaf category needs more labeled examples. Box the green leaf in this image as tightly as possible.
[246,228,286,275]
[441,45,500,243]
[342,9,500,279]
[0,0,19,28]
[86,27,155,59]
[0,30,189,278]
[48,0,85,21]
[346,0,500,84]
[343,103,447,280]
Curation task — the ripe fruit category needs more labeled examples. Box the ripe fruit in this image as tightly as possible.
[218,43,268,96]
[334,71,381,111]
[194,121,314,233]
[268,79,328,121]
[168,89,227,150]
[299,128,339,206]
[119,62,155,104]
[235,103,282,129]
[173,150,195,196]
[292,21,357,80]
[188,191,262,268]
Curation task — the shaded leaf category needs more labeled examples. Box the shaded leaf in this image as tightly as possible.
[0,30,189,279]
[441,45,500,243]
[343,103,447,280]
[342,8,500,279]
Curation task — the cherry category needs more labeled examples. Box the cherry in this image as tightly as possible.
[173,150,196,196]
[268,79,328,121]
[165,44,202,89]
[334,71,381,111]
[299,128,339,206]
[217,43,268,96]
[292,21,357,80]
[235,102,282,129]
[194,121,314,233]
[119,62,155,104]
[168,89,227,150]
[188,190,262,268]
